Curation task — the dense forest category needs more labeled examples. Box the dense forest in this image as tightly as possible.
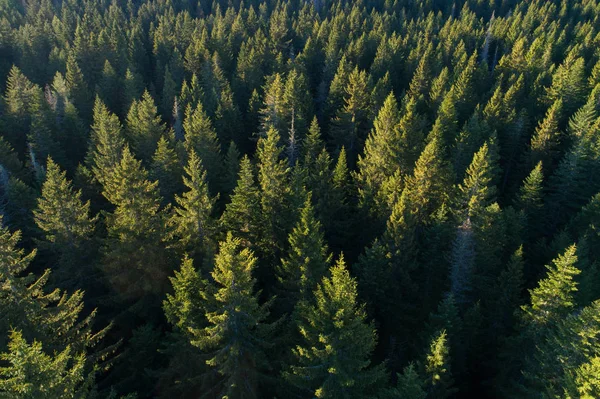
[0,0,600,397]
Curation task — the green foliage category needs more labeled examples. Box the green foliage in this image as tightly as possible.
[0,330,93,399]
[276,193,331,314]
[168,149,217,263]
[285,256,387,398]
[34,158,97,290]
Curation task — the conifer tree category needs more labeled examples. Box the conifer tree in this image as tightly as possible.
[403,134,453,223]
[276,193,331,314]
[522,245,580,330]
[191,233,276,398]
[101,146,171,319]
[530,99,563,171]
[457,139,499,217]
[546,54,587,117]
[182,102,223,194]
[256,127,290,257]
[125,90,167,164]
[33,158,97,290]
[66,53,92,121]
[220,156,262,248]
[285,256,387,398]
[356,93,402,217]
[87,98,126,187]
[330,67,372,157]
[2,66,42,155]
[423,330,456,399]
[0,218,109,366]
[0,330,94,398]
[150,136,183,204]
[168,149,217,265]
[97,60,121,116]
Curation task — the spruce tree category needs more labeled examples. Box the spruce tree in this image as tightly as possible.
[457,139,499,217]
[256,127,290,257]
[33,158,97,290]
[0,330,94,399]
[182,102,223,194]
[522,245,580,330]
[192,233,276,399]
[150,136,183,204]
[276,193,331,314]
[101,146,171,319]
[356,92,402,218]
[87,98,125,187]
[168,149,217,265]
[285,256,387,398]
[125,90,167,164]
[422,330,456,399]
[530,99,563,171]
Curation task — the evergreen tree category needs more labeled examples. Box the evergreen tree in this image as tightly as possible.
[256,127,290,257]
[329,67,372,158]
[220,156,262,248]
[66,53,92,121]
[168,149,217,265]
[530,99,563,171]
[125,90,166,164]
[423,330,456,399]
[0,330,94,399]
[101,146,171,320]
[182,102,223,194]
[276,193,331,314]
[33,158,97,290]
[285,256,387,398]
[150,136,183,204]
[522,245,580,329]
[190,233,276,399]
[87,98,125,187]
[457,139,499,217]
[356,93,402,218]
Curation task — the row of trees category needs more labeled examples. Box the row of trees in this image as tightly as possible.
[1,0,600,397]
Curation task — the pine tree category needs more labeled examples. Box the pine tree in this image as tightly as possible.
[403,134,453,224]
[385,364,426,399]
[0,330,94,398]
[522,245,580,330]
[87,98,126,187]
[33,158,97,290]
[182,102,223,194]
[191,233,276,398]
[285,256,387,398]
[125,90,167,164]
[457,139,499,217]
[256,127,290,257]
[276,193,331,314]
[515,161,545,241]
[66,53,93,121]
[423,330,456,399]
[97,60,121,116]
[530,99,563,170]
[0,219,109,366]
[398,95,428,174]
[329,67,372,158]
[222,141,240,195]
[546,54,587,117]
[356,93,402,217]
[101,146,171,319]
[161,256,212,397]
[150,136,183,204]
[168,149,217,265]
[2,66,42,155]
[220,156,262,248]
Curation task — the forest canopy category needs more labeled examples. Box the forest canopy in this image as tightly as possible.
[1,0,600,397]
